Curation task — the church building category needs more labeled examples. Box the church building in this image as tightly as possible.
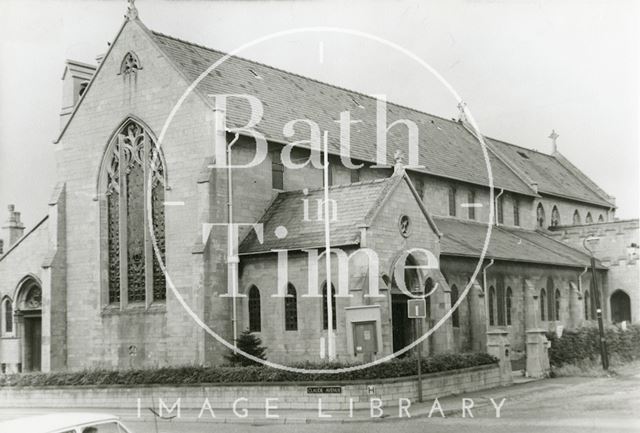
[0,4,633,374]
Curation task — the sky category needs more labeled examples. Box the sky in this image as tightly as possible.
[0,0,638,230]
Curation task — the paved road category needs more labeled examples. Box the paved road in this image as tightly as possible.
[2,365,639,433]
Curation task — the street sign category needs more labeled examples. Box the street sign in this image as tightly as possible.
[407,298,426,318]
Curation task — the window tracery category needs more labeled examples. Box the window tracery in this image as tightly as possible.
[105,120,166,306]
[120,52,141,75]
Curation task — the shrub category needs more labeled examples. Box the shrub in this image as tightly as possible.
[0,352,497,387]
[224,330,267,366]
[547,323,640,367]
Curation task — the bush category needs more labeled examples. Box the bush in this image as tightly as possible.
[224,330,267,366]
[547,323,640,367]
[0,352,497,387]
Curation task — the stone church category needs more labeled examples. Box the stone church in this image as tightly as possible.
[0,4,635,374]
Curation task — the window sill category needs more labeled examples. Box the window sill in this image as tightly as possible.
[101,302,166,316]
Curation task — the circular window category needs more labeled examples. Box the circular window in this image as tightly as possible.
[399,215,411,237]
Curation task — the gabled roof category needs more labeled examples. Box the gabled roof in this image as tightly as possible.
[435,216,605,269]
[239,177,398,254]
[149,31,538,198]
[487,138,614,207]
[55,18,612,208]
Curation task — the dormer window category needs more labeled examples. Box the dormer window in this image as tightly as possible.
[120,51,141,75]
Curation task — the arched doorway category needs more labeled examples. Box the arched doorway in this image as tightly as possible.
[390,254,423,355]
[15,278,42,372]
[610,290,631,323]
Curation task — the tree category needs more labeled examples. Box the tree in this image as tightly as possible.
[224,330,267,366]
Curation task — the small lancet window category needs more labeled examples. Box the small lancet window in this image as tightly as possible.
[120,52,141,75]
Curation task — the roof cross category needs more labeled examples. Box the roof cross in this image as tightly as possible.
[549,129,559,153]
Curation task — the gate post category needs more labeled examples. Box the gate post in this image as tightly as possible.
[525,329,550,378]
[486,329,513,386]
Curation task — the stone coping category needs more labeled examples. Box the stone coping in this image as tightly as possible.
[0,363,497,389]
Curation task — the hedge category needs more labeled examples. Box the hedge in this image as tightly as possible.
[546,323,640,367]
[0,352,497,387]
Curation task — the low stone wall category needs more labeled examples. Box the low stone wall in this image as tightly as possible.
[0,364,506,410]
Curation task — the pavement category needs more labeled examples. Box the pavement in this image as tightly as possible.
[1,364,639,432]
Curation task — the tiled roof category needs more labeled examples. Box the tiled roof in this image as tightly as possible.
[239,178,396,254]
[150,31,538,197]
[435,216,604,269]
[487,138,613,207]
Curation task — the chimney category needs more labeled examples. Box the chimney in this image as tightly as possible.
[60,60,96,128]
[2,205,25,247]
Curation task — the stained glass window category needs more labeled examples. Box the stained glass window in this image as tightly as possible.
[105,120,166,306]
[127,161,145,303]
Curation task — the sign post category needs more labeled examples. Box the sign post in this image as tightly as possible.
[407,298,426,403]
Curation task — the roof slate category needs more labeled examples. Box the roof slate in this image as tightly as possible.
[487,138,613,207]
[150,31,538,197]
[239,178,395,254]
[435,216,603,269]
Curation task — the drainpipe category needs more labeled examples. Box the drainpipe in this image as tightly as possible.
[227,131,240,351]
[483,259,495,337]
[494,188,504,226]
[578,266,588,295]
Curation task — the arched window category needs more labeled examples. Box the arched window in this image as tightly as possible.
[540,289,547,321]
[405,255,422,293]
[537,203,546,228]
[551,206,560,227]
[547,277,555,321]
[448,186,457,216]
[2,298,13,335]
[573,210,581,225]
[506,287,513,326]
[284,284,298,331]
[322,283,337,330]
[496,195,504,224]
[488,286,496,326]
[120,51,141,75]
[497,276,505,325]
[584,289,591,320]
[598,214,604,223]
[555,289,561,321]
[248,286,261,332]
[468,190,476,220]
[586,212,593,224]
[450,284,459,328]
[104,120,166,305]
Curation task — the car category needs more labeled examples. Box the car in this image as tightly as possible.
[0,412,134,433]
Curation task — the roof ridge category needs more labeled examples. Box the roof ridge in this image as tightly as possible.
[276,177,390,197]
[552,151,615,206]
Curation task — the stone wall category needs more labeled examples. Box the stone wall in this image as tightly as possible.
[549,219,639,323]
[0,364,504,410]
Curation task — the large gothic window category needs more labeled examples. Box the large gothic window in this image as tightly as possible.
[105,120,166,306]
[540,289,547,321]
